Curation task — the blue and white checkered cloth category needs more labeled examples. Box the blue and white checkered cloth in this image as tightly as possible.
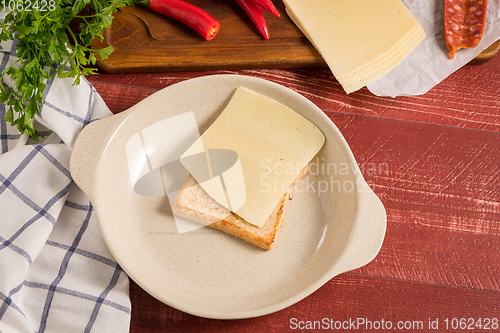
[0,37,131,332]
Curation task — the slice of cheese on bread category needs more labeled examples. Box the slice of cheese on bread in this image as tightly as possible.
[172,87,324,249]
[179,87,325,228]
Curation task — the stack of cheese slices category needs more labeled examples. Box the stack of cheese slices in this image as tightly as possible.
[283,0,426,94]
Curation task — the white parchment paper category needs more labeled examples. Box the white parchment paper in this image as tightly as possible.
[367,0,500,97]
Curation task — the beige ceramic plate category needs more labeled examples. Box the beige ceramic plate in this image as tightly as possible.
[70,75,386,319]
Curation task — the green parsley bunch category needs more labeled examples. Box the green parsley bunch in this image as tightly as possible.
[0,0,132,140]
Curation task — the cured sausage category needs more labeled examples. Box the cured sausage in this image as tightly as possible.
[444,0,488,59]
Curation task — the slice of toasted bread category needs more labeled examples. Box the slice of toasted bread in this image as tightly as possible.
[171,166,308,250]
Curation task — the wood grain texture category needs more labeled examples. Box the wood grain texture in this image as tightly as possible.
[329,113,500,291]
[88,50,500,132]
[129,273,500,332]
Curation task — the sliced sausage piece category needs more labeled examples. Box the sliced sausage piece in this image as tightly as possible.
[444,0,488,59]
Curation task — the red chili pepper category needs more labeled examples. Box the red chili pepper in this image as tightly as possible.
[247,0,280,17]
[141,0,220,41]
[235,0,269,40]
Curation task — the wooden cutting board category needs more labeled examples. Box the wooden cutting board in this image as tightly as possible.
[91,0,323,73]
[91,0,500,73]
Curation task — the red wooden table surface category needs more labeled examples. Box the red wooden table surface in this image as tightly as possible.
[87,53,500,332]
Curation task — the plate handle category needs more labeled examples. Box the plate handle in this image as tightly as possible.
[333,181,387,274]
[69,113,126,200]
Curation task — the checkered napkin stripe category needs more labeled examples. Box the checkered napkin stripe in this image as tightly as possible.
[0,36,131,332]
